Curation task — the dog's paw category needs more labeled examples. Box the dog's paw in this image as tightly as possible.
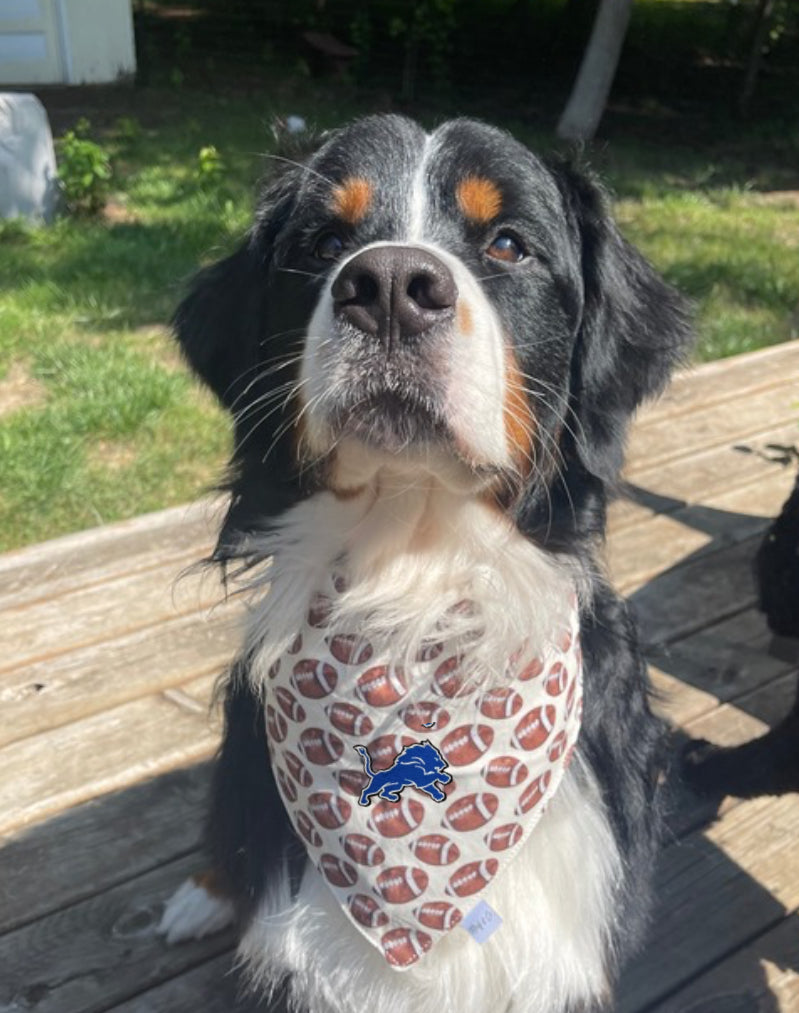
[158,872,236,944]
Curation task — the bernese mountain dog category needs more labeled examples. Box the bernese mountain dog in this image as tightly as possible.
[158,115,692,1013]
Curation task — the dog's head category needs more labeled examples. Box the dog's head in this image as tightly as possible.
[175,115,691,554]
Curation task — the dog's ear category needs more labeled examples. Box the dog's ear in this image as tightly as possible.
[553,162,693,482]
[172,167,302,410]
[173,241,264,410]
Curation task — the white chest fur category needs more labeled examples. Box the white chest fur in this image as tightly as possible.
[238,473,621,1013]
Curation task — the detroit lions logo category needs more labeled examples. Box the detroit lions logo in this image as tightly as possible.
[355,741,452,806]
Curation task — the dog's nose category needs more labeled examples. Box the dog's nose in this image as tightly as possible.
[331,246,458,348]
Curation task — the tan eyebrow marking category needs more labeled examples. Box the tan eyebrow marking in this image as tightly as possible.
[330,176,373,225]
[456,176,503,224]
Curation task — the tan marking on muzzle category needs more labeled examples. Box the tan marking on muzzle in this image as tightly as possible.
[456,176,503,224]
[503,350,535,471]
[331,177,373,225]
[456,300,473,335]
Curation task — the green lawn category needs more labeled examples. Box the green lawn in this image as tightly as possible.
[0,80,797,551]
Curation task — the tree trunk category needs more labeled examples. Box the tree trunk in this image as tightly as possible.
[556,0,634,142]
[739,0,775,118]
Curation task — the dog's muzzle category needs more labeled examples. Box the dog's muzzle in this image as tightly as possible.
[332,246,458,351]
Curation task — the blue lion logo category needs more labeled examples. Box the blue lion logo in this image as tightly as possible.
[355,741,452,806]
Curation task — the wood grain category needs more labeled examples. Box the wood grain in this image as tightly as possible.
[0,763,211,935]
[617,793,799,1012]
[0,854,235,1013]
[0,687,223,835]
[0,498,224,610]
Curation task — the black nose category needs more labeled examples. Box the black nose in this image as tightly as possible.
[331,246,458,348]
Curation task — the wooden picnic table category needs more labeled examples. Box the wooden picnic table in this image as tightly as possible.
[1,341,799,1012]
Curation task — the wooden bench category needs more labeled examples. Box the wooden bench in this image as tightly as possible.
[1,342,798,1011]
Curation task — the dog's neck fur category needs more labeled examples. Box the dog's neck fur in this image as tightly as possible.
[243,451,580,694]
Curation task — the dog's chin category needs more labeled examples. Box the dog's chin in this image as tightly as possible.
[316,400,505,496]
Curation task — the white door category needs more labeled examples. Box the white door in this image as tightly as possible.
[0,0,64,85]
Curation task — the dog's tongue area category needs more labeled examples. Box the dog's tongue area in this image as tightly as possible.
[264,572,583,970]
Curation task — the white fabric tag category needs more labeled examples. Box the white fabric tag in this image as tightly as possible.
[265,572,583,970]
[462,900,503,944]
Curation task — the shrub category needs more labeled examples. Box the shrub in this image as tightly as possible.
[56,118,113,216]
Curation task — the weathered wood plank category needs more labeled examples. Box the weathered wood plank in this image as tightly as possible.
[645,911,799,1013]
[612,421,799,533]
[635,340,799,428]
[0,610,239,749]
[0,559,228,676]
[628,535,761,648]
[105,953,280,1013]
[610,465,795,592]
[617,793,799,1012]
[0,763,211,936]
[0,498,223,610]
[0,854,235,1013]
[625,379,799,471]
[0,687,222,836]
[647,607,790,729]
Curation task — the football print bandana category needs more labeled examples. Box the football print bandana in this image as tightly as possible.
[265,574,583,970]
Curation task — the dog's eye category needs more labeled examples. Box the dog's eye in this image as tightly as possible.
[486,233,526,264]
[314,231,345,262]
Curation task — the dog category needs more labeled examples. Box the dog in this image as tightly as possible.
[356,741,452,804]
[157,114,692,1013]
[683,466,799,799]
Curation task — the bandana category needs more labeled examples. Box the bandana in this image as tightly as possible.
[264,573,583,970]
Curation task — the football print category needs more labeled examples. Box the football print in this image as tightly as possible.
[442,792,499,832]
[349,893,389,929]
[341,833,386,867]
[365,734,416,770]
[335,768,369,797]
[399,700,451,733]
[328,634,374,666]
[284,750,313,788]
[375,865,429,904]
[515,771,552,814]
[295,811,323,849]
[320,853,358,888]
[308,790,352,829]
[484,822,524,852]
[414,901,463,931]
[292,658,339,699]
[478,687,524,719]
[381,927,433,968]
[518,657,544,681]
[441,724,494,766]
[299,727,345,765]
[511,705,557,751]
[356,666,408,708]
[544,663,569,697]
[548,730,568,762]
[367,796,425,838]
[265,704,288,743]
[325,701,374,737]
[275,686,307,723]
[410,833,461,866]
[307,592,333,628]
[482,755,529,788]
[446,858,499,898]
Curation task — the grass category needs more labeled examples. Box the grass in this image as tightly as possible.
[0,71,797,551]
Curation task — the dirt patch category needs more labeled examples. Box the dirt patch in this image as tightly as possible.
[88,439,139,472]
[103,200,139,225]
[0,362,47,418]
[752,190,799,207]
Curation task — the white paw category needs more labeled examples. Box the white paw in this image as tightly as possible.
[158,874,236,944]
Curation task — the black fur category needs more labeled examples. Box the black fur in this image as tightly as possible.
[173,115,693,1002]
[683,468,799,799]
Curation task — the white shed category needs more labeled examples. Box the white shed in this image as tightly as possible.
[0,0,136,86]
